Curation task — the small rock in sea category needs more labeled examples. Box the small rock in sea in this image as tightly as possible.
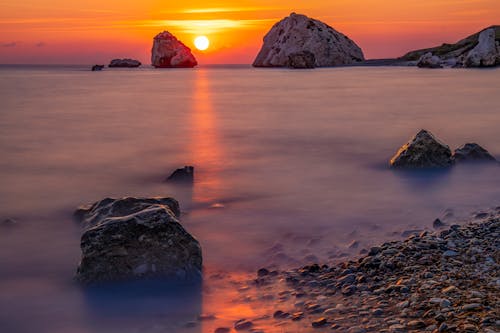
[348,240,360,249]
[108,58,141,68]
[452,143,497,163]
[257,268,270,277]
[389,129,453,168]
[311,317,328,328]
[1,218,17,227]
[338,273,356,285]
[234,319,253,330]
[214,328,231,333]
[91,64,104,71]
[166,166,194,183]
[433,218,447,229]
[152,31,197,68]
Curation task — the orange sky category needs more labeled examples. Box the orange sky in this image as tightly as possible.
[1,0,499,64]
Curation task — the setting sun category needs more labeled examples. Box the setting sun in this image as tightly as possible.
[194,36,210,51]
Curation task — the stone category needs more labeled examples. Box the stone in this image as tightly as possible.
[108,58,141,68]
[452,143,497,163]
[464,28,500,67]
[286,51,316,68]
[407,320,426,329]
[74,197,202,284]
[312,317,328,327]
[462,303,481,311]
[253,13,364,68]
[390,129,453,168]
[234,319,253,330]
[257,268,270,277]
[166,166,194,184]
[433,218,447,229]
[417,52,443,68]
[151,31,197,68]
[443,250,459,257]
[214,328,231,333]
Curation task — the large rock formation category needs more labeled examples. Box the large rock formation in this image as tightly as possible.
[417,52,443,68]
[108,58,141,68]
[75,197,202,284]
[452,143,497,163]
[286,51,316,68]
[253,13,364,68]
[151,31,197,68]
[401,26,500,68]
[390,130,453,168]
[464,28,500,67]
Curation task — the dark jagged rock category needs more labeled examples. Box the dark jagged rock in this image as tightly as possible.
[91,64,104,71]
[74,197,201,285]
[166,166,194,184]
[452,143,497,163]
[390,130,453,168]
[286,51,316,68]
[151,31,197,68]
[108,59,141,68]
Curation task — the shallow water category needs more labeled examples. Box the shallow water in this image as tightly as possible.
[0,65,499,332]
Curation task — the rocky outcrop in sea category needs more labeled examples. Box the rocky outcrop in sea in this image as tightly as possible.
[151,31,197,68]
[401,26,500,68]
[74,197,202,284]
[253,13,364,68]
[108,58,141,68]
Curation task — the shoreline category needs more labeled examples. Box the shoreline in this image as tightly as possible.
[202,207,500,333]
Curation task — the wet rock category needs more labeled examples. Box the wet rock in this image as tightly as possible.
[286,51,316,69]
[417,52,443,68]
[108,58,141,68]
[407,320,426,329]
[214,328,231,333]
[234,319,254,330]
[166,166,194,184]
[452,143,497,163]
[311,317,328,327]
[257,268,270,277]
[273,310,290,319]
[74,197,202,284]
[151,31,197,68]
[462,303,482,311]
[253,13,364,67]
[390,129,453,168]
[433,218,447,229]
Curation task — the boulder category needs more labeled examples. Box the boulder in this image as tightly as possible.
[286,51,316,68]
[390,130,453,168]
[464,28,500,67]
[75,197,202,284]
[452,143,497,163]
[417,52,443,68]
[108,59,141,68]
[165,166,194,184]
[253,13,364,68]
[151,31,197,68]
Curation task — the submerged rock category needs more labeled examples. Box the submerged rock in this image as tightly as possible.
[75,197,202,284]
[166,166,194,184]
[390,130,453,168]
[286,51,316,68]
[464,28,500,67]
[253,13,364,67]
[151,31,197,68]
[452,143,497,163]
[108,58,141,68]
[417,52,443,68]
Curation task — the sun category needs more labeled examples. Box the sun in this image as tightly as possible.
[194,36,210,51]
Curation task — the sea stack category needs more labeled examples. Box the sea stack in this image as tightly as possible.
[253,13,364,68]
[151,31,197,68]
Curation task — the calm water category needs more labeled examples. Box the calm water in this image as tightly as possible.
[0,65,499,332]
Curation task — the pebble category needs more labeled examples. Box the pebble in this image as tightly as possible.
[234,319,253,330]
[214,328,230,333]
[311,317,327,328]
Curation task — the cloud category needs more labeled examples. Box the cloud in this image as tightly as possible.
[142,19,275,34]
[1,42,17,47]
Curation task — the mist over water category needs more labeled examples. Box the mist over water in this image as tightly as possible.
[0,65,499,332]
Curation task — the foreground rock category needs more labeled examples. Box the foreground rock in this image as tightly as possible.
[151,31,197,68]
[401,26,500,68]
[75,197,202,284]
[390,130,453,168]
[253,13,364,68]
[453,143,497,163]
[108,58,141,68]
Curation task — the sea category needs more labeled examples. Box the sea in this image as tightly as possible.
[0,64,499,333]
